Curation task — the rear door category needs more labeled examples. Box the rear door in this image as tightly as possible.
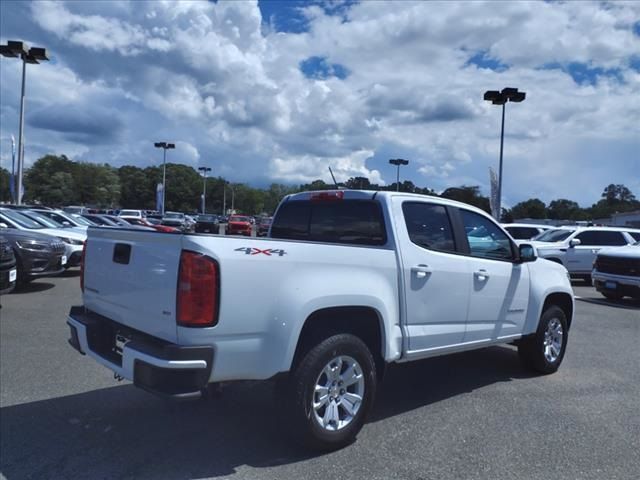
[393,198,470,352]
[83,228,184,343]
[458,209,529,341]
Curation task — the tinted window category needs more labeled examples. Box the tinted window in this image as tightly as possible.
[460,210,513,260]
[629,231,640,242]
[505,226,540,240]
[535,229,575,242]
[575,230,627,246]
[402,202,456,253]
[271,200,386,246]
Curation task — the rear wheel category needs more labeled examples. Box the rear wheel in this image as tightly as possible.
[281,333,377,450]
[518,305,568,374]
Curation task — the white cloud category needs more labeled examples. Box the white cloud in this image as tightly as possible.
[0,0,638,206]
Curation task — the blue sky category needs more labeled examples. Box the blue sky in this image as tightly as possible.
[1,0,639,207]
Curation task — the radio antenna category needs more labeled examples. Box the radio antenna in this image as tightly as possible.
[328,166,338,188]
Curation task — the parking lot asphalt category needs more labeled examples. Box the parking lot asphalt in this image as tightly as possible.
[1,273,639,480]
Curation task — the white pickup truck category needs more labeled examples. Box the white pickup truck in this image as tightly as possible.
[68,190,574,449]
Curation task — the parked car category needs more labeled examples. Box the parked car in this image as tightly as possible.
[118,209,145,218]
[502,223,551,240]
[226,215,252,236]
[195,214,219,233]
[63,206,90,215]
[0,209,85,268]
[0,236,17,294]
[81,214,119,226]
[1,228,66,284]
[591,241,640,300]
[120,217,178,233]
[162,212,187,231]
[68,189,573,450]
[257,216,273,237]
[530,226,640,282]
[32,209,90,231]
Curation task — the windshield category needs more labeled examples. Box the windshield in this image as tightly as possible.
[21,211,63,228]
[164,213,184,219]
[0,209,44,229]
[260,217,272,225]
[120,210,140,216]
[198,215,217,222]
[230,216,251,222]
[72,214,95,226]
[534,229,575,242]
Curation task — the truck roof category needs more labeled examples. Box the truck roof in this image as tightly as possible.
[283,189,493,218]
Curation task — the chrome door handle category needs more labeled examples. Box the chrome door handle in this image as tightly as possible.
[474,269,489,281]
[411,264,432,278]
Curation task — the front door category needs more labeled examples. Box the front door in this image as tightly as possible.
[565,230,628,273]
[458,209,529,342]
[392,198,470,353]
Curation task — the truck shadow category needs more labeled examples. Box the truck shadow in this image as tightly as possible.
[0,346,529,479]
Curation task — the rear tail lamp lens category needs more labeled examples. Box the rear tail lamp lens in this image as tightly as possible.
[80,240,87,292]
[310,190,344,201]
[177,251,219,327]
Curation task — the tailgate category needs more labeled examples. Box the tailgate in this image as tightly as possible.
[83,228,183,343]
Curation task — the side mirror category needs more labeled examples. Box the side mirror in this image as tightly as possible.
[62,221,71,226]
[0,222,8,228]
[518,243,537,263]
[569,238,581,247]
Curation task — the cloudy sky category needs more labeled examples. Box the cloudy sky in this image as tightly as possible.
[1,0,639,207]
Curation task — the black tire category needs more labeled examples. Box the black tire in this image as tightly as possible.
[601,291,623,301]
[518,305,568,374]
[281,333,377,451]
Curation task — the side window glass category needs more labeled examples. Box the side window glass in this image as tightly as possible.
[629,232,640,242]
[402,202,456,253]
[575,231,599,245]
[460,210,513,261]
[597,231,627,246]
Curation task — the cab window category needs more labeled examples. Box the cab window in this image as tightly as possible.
[460,209,513,261]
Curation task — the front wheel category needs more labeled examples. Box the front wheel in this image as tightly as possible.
[518,305,568,374]
[281,334,377,450]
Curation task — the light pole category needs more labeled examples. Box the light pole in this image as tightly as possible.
[1,41,49,205]
[230,184,235,213]
[389,158,409,192]
[483,87,526,220]
[198,166,211,214]
[153,142,175,215]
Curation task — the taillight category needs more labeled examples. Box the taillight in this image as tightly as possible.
[80,240,87,292]
[311,190,344,201]
[177,251,219,327]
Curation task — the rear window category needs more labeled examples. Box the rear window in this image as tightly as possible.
[271,200,386,246]
[505,226,540,240]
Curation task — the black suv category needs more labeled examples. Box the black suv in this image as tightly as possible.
[0,236,17,294]
[0,229,66,284]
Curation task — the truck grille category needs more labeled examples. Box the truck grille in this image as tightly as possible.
[0,241,14,261]
[51,241,66,254]
[595,255,640,277]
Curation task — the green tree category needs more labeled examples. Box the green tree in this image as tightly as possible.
[0,168,11,202]
[24,155,78,205]
[440,185,491,213]
[510,198,547,219]
[547,199,584,220]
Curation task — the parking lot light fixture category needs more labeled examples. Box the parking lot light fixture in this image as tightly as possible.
[198,166,212,214]
[1,40,49,205]
[483,87,526,220]
[389,159,409,192]
[154,142,175,215]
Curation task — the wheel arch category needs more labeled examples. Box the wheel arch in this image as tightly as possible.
[291,306,387,380]
[543,292,574,329]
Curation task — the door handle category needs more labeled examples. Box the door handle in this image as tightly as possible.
[474,269,489,281]
[411,264,432,278]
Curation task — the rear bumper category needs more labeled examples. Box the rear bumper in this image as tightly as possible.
[67,306,214,400]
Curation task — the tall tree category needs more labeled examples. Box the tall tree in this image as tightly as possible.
[547,199,583,220]
[510,198,547,219]
[440,185,491,213]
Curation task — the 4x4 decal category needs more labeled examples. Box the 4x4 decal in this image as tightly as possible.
[234,247,287,257]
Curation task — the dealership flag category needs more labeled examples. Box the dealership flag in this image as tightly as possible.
[9,135,16,202]
[489,167,500,220]
[156,183,164,212]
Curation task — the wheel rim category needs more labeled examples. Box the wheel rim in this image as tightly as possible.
[312,355,365,432]
[543,318,563,363]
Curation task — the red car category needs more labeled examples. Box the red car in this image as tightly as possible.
[121,217,179,233]
[226,215,253,236]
